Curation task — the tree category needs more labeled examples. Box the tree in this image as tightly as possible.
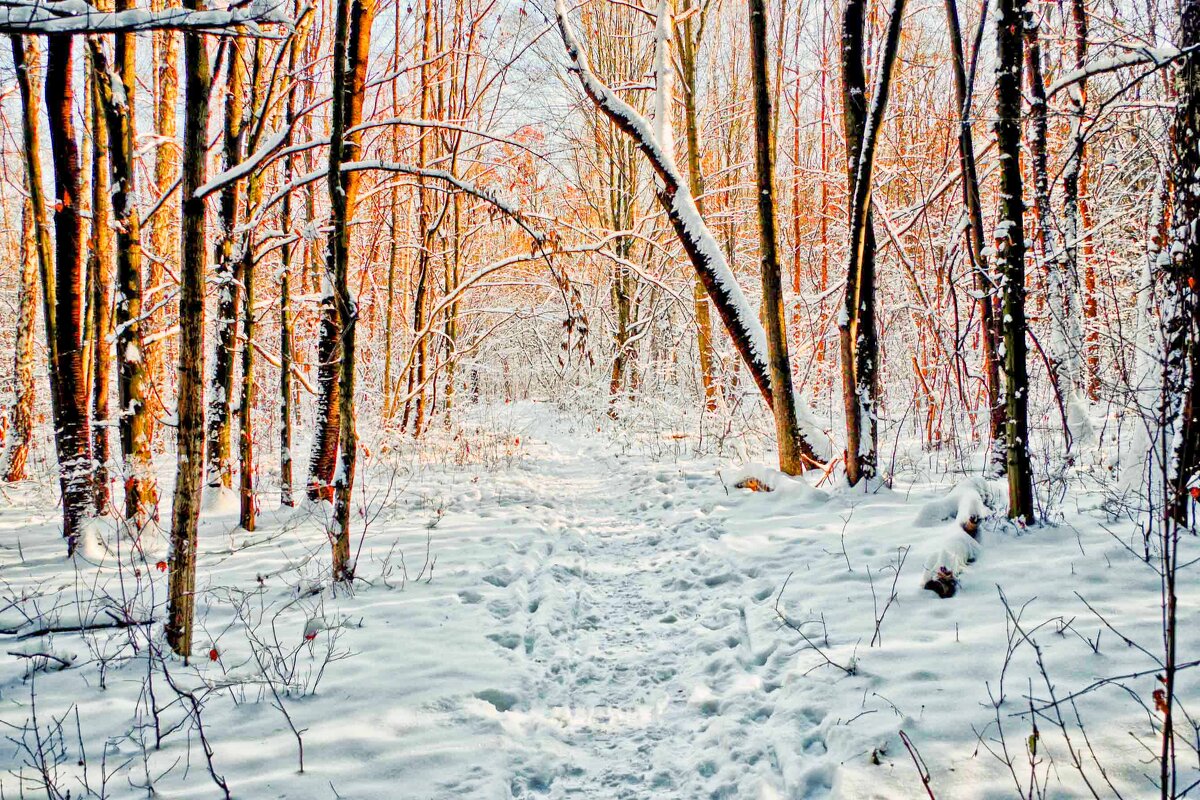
[45,35,95,551]
[2,202,38,483]
[840,0,907,485]
[994,0,1035,521]
[748,0,808,475]
[328,0,375,581]
[166,8,213,658]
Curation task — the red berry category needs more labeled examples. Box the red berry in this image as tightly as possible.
[156,560,168,573]
[208,648,219,662]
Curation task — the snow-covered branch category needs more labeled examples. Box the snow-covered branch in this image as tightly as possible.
[0,0,292,35]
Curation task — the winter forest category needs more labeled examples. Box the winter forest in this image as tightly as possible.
[0,0,1197,792]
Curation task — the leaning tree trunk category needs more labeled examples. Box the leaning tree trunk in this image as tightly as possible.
[167,15,212,659]
[944,0,1004,467]
[46,35,95,552]
[748,0,806,475]
[328,0,375,583]
[840,0,907,485]
[3,203,38,483]
[995,0,1035,522]
[555,0,825,468]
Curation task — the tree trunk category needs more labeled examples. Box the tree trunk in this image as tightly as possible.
[3,203,38,483]
[944,0,1004,467]
[167,15,212,659]
[995,0,1035,521]
[748,0,805,475]
[677,0,718,412]
[88,43,114,515]
[207,40,247,491]
[46,35,95,552]
[840,0,906,485]
[9,37,61,492]
[148,10,179,446]
[328,0,375,583]
[91,11,159,535]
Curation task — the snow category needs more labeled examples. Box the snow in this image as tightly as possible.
[1,402,1196,798]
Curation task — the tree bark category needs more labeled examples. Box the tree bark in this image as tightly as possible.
[167,13,212,659]
[748,0,805,475]
[840,0,906,485]
[207,40,247,491]
[328,0,375,582]
[995,0,1035,521]
[677,0,718,412]
[3,203,38,483]
[87,42,114,515]
[45,35,95,551]
[944,0,1004,466]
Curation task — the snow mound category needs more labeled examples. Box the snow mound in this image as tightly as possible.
[723,463,829,505]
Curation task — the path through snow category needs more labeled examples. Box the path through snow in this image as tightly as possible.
[0,402,1191,799]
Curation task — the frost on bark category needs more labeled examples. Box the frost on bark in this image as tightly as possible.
[995,0,1035,521]
[167,15,211,658]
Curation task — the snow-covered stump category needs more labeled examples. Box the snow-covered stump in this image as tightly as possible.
[914,479,991,598]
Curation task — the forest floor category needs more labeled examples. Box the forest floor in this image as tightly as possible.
[0,401,1195,799]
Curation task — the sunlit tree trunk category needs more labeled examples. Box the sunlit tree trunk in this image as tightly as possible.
[87,42,114,515]
[8,37,60,494]
[148,0,180,444]
[207,40,247,491]
[328,0,376,582]
[46,35,95,552]
[3,203,38,483]
[167,13,213,658]
[748,0,807,475]
[676,0,718,412]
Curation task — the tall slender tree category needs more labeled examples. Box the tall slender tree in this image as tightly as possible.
[995,0,1035,521]
[167,10,213,658]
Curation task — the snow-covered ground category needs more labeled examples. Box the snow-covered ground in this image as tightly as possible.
[0,401,1195,798]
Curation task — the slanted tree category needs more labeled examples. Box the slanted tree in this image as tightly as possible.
[840,0,907,485]
[944,0,1003,468]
